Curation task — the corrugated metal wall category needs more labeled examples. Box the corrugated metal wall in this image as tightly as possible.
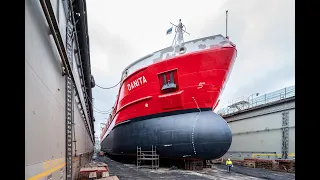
[25,0,94,179]
[222,99,295,160]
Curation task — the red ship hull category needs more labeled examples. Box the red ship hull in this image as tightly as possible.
[100,34,237,160]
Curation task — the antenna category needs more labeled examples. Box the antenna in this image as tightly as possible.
[170,22,190,35]
[226,10,229,39]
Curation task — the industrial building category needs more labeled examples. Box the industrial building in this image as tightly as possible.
[25,0,95,179]
[217,86,295,161]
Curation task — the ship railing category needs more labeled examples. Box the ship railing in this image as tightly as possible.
[217,85,295,116]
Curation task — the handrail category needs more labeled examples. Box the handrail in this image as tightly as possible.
[217,85,295,116]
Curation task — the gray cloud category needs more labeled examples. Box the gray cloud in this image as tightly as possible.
[202,0,295,108]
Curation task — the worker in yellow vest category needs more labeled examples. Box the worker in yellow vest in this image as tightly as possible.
[226,158,233,172]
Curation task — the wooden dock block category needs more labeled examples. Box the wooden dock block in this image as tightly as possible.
[243,162,255,168]
[78,164,109,179]
[89,172,97,178]
[96,176,119,180]
[102,172,109,177]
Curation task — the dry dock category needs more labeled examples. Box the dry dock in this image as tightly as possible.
[93,155,294,180]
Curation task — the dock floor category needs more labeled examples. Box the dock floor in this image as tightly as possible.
[94,155,294,180]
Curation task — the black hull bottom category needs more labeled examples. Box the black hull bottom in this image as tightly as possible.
[101,110,232,160]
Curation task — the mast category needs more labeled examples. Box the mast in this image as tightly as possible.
[170,19,190,47]
[226,10,229,39]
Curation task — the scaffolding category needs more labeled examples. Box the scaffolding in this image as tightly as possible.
[137,146,159,169]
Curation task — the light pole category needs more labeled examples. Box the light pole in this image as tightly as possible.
[248,93,259,107]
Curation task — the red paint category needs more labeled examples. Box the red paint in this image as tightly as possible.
[100,46,237,141]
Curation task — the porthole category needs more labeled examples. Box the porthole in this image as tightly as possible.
[179,47,186,54]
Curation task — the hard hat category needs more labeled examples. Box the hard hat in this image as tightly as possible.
[228,158,230,161]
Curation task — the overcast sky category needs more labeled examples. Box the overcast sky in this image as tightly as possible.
[86,0,295,138]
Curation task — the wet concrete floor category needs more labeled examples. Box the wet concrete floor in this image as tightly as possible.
[94,155,294,180]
